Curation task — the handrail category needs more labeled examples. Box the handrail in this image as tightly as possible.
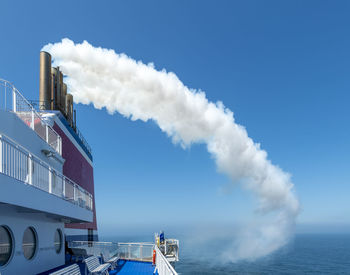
[117,242,154,245]
[0,133,93,211]
[29,99,92,156]
[69,241,118,263]
[69,241,154,262]
[70,241,113,244]
[0,79,62,155]
[155,245,178,275]
[116,242,154,262]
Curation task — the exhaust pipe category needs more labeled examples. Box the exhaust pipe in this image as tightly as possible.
[39,51,52,110]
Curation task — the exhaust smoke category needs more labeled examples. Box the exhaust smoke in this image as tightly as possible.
[43,38,299,261]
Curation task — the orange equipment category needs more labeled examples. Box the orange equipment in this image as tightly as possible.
[152,249,156,265]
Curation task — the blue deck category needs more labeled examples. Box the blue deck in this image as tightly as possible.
[39,259,158,275]
[110,260,157,275]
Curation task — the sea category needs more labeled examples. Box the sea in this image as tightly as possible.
[103,234,350,274]
[176,234,350,274]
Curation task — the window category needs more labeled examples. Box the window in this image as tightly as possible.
[22,227,37,260]
[0,226,13,266]
[54,229,62,254]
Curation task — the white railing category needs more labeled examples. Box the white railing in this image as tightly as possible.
[30,100,92,157]
[117,242,154,262]
[69,241,118,260]
[0,134,93,211]
[0,79,62,155]
[155,245,178,275]
[69,241,154,262]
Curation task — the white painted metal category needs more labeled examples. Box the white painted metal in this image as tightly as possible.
[12,87,16,113]
[0,205,65,275]
[117,242,154,262]
[155,245,178,275]
[69,241,118,261]
[69,241,156,263]
[0,133,93,211]
[49,263,81,275]
[0,172,93,224]
[0,79,62,155]
[84,256,110,274]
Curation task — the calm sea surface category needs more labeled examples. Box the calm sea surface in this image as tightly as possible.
[176,234,350,274]
[103,234,350,274]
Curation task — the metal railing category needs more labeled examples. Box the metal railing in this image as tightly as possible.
[69,241,118,260]
[155,245,178,275]
[29,100,92,156]
[117,242,154,262]
[0,79,62,155]
[0,134,93,211]
[69,241,155,263]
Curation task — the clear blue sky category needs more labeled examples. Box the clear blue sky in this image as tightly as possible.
[0,0,349,235]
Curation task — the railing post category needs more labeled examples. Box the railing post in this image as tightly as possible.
[128,245,131,260]
[31,110,35,130]
[46,125,49,143]
[4,82,7,110]
[28,155,33,185]
[0,131,93,211]
[62,177,66,197]
[49,168,52,193]
[12,88,16,112]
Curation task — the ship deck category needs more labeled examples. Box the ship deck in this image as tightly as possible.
[111,260,157,275]
[39,259,158,275]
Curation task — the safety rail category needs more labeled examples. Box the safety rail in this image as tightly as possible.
[69,241,154,262]
[117,242,154,262]
[0,134,93,211]
[69,241,118,261]
[155,245,178,275]
[29,100,92,156]
[0,79,62,155]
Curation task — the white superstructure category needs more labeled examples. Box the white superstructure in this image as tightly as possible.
[0,79,93,274]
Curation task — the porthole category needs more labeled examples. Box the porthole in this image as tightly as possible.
[0,226,13,266]
[54,229,62,254]
[22,227,37,260]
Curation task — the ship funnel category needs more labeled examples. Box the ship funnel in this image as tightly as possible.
[43,56,75,128]
[39,51,52,110]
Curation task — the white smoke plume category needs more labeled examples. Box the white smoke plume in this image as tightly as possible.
[43,39,299,261]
